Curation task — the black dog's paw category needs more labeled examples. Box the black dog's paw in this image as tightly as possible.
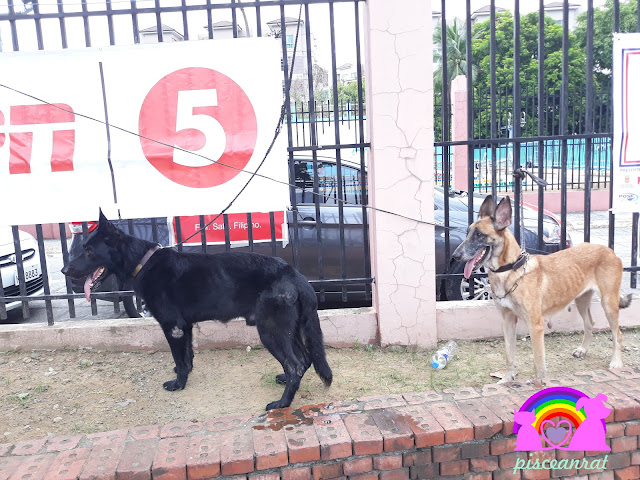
[275,374,287,385]
[163,379,185,391]
[266,400,290,411]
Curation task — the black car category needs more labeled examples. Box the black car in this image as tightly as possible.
[68,155,569,315]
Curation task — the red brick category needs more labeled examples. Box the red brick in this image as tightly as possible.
[480,394,526,436]
[350,474,377,480]
[439,459,469,476]
[378,469,409,480]
[470,456,498,472]
[432,444,460,462]
[86,429,128,447]
[603,453,631,470]
[397,405,444,448]
[252,427,288,470]
[78,442,126,480]
[160,421,203,438]
[374,454,403,470]
[499,452,528,469]
[606,423,625,439]
[153,437,188,480]
[314,415,352,460]
[611,436,638,453]
[582,384,640,422]
[129,425,160,441]
[625,420,640,436]
[490,437,517,455]
[522,468,551,480]
[283,423,320,464]
[45,435,82,453]
[409,463,437,479]
[429,402,474,443]
[587,473,614,480]
[632,451,640,465]
[116,438,158,480]
[0,445,11,458]
[206,414,254,432]
[343,457,372,475]
[312,462,343,479]
[249,474,280,480]
[7,454,53,479]
[455,398,503,440]
[0,457,22,480]
[494,468,521,480]
[466,474,492,480]
[186,434,221,480]
[577,455,610,475]
[609,368,640,380]
[402,391,443,405]
[12,438,46,456]
[460,442,490,459]
[219,428,254,476]
[575,370,621,383]
[359,394,406,410]
[443,386,480,400]
[403,450,431,467]
[480,383,512,397]
[614,466,640,480]
[372,411,414,452]
[44,448,91,480]
[281,466,311,480]
[343,413,383,456]
[557,450,584,461]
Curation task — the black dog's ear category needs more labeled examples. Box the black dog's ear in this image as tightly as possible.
[494,196,512,230]
[478,195,495,219]
[97,209,123,243]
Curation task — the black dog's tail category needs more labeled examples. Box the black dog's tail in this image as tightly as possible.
[301,292,333,386]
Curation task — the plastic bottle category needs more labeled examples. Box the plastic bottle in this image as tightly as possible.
[431,340,458,369]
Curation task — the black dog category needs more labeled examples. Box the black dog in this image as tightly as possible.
[61,211,332,410]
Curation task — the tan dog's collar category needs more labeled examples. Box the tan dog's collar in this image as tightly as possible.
[131,246,161,278]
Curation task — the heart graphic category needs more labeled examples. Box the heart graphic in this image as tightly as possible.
[541,419,572,447]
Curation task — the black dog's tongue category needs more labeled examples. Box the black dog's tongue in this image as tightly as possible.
[84,267,103,302]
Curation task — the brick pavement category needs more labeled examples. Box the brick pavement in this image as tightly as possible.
[0,369,639,479]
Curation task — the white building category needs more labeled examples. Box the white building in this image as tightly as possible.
[139,24,183,43]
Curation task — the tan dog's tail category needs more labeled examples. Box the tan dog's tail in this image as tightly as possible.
[620,294,633,309]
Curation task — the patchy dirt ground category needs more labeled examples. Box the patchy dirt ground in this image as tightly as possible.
[1,329,639,442]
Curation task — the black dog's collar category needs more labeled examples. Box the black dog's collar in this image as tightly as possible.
[491,252,528,273]
[131,246,161,278]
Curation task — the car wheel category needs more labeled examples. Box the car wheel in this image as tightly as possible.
[444,262,493,301]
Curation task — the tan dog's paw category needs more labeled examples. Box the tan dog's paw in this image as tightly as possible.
[609,359,624,369]
[572,346,588,359]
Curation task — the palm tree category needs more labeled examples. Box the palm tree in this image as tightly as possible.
[433,18,476,99]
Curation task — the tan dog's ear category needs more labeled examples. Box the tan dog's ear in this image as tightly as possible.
[494,196,512,230]
[478,195,495,219]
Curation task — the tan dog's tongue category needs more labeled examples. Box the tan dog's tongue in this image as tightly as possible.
[464,250,485,279]
[84,275,92,302]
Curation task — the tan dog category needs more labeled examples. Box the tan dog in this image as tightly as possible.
[451,195,632,382]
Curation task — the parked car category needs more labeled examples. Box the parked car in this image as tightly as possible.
[0,227,45,314]
[67,155,569,315]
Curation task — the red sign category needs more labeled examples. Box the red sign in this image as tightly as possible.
[175,211,285,245]
[138,67,258,189]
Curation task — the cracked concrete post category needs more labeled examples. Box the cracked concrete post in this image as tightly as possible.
[452,75,469,192]
[364,0,437,348]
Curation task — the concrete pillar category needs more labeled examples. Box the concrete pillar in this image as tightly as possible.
[451,75,469,192]
[365,0,437,348]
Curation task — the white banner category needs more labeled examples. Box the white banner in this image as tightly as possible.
[0,38,288,226]
[613,33,640,213]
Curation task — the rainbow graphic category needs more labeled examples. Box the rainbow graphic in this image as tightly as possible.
[513,387,597,434]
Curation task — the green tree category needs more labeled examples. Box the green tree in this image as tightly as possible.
[574,0,638,85]
[433,18,475,97]
[471,11,587,137]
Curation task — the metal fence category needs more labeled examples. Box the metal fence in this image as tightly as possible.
[435,0,640,297]
[0,0,371,323]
